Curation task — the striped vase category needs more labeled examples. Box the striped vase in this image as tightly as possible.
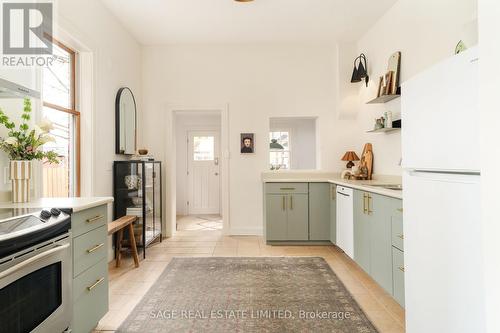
[10,160,32,203]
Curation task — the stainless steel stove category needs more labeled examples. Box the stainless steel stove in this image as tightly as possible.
[0,208,72,333]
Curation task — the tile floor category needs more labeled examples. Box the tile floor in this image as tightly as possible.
[176,214,223,231]
[95,221,405,333]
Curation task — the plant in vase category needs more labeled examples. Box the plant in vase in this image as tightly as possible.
[0,98,59,202]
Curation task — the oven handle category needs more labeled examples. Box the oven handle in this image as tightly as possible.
[0,243,70,280]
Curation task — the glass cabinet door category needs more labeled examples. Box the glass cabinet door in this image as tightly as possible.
[153,163,162,241]
[113,161,162,258]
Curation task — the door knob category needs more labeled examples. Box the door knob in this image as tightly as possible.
[215,172,219,176]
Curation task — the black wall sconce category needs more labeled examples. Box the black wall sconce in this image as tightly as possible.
[351,53,369,87]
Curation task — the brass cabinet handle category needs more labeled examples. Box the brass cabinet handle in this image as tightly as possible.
[331,187,336,200]
[397,208,403,213]
[397,234,404,240]
[280,187,295,191]
[290,196,293,210]
[87,277,105,291]
[367,195,373,215]
[87,243,104,254]
[86,215,104,223]
[282,196,286,211]
[398,266,405,273]
[363,194,368,214]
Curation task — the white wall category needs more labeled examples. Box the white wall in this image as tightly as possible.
[335,0,478,176]
[479,1,500,332]
[175,112,221,215]
[56,0,142,198]
[270,117,317,170]
[142,44,338,235]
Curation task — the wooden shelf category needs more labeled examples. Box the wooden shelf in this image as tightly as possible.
[367,94,401,104]
[366,127,401,133]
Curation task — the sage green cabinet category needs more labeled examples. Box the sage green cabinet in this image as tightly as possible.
[353,190,397,295]
[287,194,309,240]
[392,247,405,307]
[368,193,394,294]
[329,184,336,244]
[71,204,109,333]
[352,191,405,306]
[309,183,331,241]
[353,190,370,273]
[266,194,288,241]
[265,191,308,241]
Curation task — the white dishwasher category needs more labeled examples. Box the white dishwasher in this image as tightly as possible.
[336,186,354,258]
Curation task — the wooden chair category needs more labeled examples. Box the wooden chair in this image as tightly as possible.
[108,215,140,268]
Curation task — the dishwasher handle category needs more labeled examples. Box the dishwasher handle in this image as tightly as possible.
[336,191,351,197]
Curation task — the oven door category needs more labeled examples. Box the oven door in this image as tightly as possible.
[0,236,72,333]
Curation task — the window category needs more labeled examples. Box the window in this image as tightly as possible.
[42,39,80,197]
[193,136,215,161]
[269,131,290,170]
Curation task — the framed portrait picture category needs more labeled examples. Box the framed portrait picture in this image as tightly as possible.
[240,133,255,154]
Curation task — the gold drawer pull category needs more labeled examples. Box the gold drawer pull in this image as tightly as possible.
[280,187,296,191]
[397,208,403,213]
[87,243,104,253]
[87,277,105,291]
[397,234,404,240]
[398,266,405,273]
[86,215,104,223]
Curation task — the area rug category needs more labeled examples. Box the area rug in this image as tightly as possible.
[117,257,378,333]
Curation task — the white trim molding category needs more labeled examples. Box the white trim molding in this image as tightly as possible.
[165,104,230,237]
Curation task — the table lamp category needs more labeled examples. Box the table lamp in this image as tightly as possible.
[341,151,360,169]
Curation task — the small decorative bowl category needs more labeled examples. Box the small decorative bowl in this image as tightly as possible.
[138,149,148,155]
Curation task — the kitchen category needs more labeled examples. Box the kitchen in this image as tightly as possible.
[0,0,499,333]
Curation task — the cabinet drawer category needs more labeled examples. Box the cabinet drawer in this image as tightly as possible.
[392,247,405,307]
[391,215,404,251]
[265,183,308,194]
[73,225,107,277]
[72,205,107,238]
[73,259,108,333]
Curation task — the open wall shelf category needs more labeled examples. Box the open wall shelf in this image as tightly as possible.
[366,127,401,133]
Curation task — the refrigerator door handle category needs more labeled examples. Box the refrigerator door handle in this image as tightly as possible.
[408,170,480,184]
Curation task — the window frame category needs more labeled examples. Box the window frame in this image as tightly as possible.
[42,37,81,197]
[269,129,292,170]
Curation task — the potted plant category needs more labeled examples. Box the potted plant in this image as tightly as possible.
[0,98,59,202]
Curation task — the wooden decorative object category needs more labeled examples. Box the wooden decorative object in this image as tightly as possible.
[359,143,374,180]
[387,51,401,92]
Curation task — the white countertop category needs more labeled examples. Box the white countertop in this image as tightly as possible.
[0,197,114,212]
[262,171,403,199]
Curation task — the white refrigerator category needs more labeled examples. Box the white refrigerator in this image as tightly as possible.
[402,47,485,333]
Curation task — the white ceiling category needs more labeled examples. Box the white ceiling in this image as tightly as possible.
[101,0,398,44]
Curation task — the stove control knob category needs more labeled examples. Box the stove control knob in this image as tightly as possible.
[40,210,52,220]
[50,208,61,216]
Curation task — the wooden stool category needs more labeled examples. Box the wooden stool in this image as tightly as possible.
[108,215,140,268]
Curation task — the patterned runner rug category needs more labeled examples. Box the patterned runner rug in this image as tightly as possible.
[117,257,378,333]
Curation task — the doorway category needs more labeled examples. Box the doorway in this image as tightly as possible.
[174,111,223,232]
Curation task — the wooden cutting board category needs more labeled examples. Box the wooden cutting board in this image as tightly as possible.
[360,143,374,180]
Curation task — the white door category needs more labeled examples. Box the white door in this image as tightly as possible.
[187,131,220,214]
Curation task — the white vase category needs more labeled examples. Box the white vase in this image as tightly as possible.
[10,160,32,203]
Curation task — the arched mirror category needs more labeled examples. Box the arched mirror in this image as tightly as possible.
[115,87,137,155]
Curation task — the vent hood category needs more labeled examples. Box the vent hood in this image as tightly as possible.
[0,78,40,99]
